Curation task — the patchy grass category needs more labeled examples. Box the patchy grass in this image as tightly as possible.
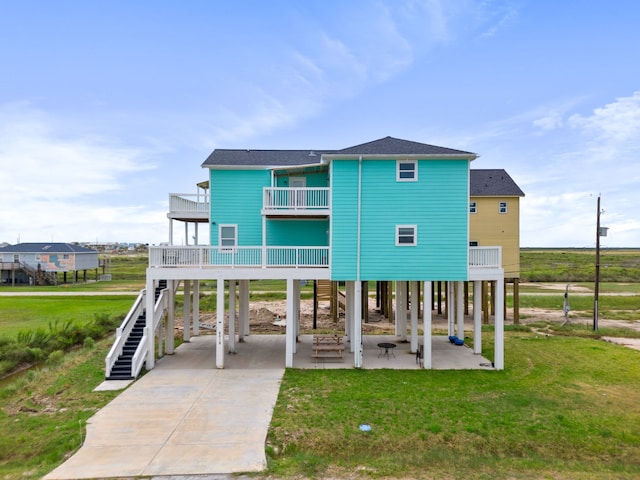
[0,338,119,479]
[267,330,640,479]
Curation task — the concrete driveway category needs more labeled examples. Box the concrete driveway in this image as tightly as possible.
[45,360,283,479]
[45,332,492,479]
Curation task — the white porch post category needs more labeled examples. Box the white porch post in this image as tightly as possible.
[192,280,200,336]
[396,281,407,341]
[345,281,354,351]
[184,222,189,245]
[285,278,295,367]
[228,280,236,353]
[473,280,482,354]
[494,277,505,370]
[353,281,363,368]
[169,218,174,245]
[166,280,175,355]
[423,281,432,369]
[410,281,419,353]
[183,280,191,342]
[447,282,454,336]
[239,279,249,342]
[145,277,155,370]
[216,279,225,368]
[456,281,464,339]
[293,279,301,353]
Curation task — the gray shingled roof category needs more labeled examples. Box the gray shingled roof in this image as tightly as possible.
[202,136,476,167]
[0,243,98,253]
[202,149,335,168]
[470,169,525,197]
[335,136,476,156]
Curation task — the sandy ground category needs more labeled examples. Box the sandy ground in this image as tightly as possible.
[176,297,640,351]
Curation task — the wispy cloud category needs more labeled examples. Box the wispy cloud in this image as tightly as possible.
[0,102,163,243]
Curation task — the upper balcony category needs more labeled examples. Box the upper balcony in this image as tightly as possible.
[262,187,330,217]
[167,193,210,222]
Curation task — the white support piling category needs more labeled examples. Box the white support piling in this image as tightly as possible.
[423,281,432,369]
[193,280,200,337]
[410,281,419,353]
[183,280,191,342]
[494,277,505,370]
[353,281,363,368]
[239,279,249,342]
[216,279,225,369]
[285,278,295,367]
[456,281,464,339]
[473,281,482,354]
[228,280,236,353]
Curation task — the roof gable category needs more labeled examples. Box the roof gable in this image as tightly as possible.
[470,169,525,197]
[335,136,476,157]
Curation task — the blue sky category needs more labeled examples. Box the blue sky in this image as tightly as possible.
[1,0,639,247]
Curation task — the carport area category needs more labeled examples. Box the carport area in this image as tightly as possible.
[161,333,495,370]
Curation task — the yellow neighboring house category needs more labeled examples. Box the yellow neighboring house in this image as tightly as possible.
[470,169,525,279]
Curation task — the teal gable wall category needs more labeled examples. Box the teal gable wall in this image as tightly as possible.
[267,219,329,246]
[209,169,269,246]
[331,159,469,281]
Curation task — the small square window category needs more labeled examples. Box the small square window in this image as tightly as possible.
[396,225,417,246]
[469,202,477,213]
[219,224,237,248]
[499,201,508,214]
[397,160,417,181]
[469,241,479,247]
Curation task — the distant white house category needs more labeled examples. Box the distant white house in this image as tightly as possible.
[0,242,99,285]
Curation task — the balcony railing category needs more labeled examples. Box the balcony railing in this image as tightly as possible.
[262,187,330,214]
[149,246,330,269]
[168,193,210,220]
[149,245,502,270]
[469,246,502,268]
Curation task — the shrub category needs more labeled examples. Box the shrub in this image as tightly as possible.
[83,337,96,349]
[46,350,64,366]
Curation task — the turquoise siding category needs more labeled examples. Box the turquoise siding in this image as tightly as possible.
[267,219,329,246]
[331,159,469,281]
[210,169,269,246]
[274,168,329,187]
[330,161,359,279]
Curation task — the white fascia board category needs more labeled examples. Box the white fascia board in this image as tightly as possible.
[322,154,478,161]
[204,162,327,171]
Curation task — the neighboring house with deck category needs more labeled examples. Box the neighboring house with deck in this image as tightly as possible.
[0,242,99,285]
[107,137,515,379]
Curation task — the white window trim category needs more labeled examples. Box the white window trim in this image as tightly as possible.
[499,201,508,214]
[396,160,418,182]
[396,224,418,246]
[219,224,238,250]
[470,201,477,214]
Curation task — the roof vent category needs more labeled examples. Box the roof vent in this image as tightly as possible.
[309,151,316,157]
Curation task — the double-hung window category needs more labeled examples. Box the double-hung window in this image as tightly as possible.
[396,225,417,246]
[396,160,417,181]
[499,201,508,214]
[469,202,477,214]
[219,224,237,250]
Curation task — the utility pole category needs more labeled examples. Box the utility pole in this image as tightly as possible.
[593,195,601,331]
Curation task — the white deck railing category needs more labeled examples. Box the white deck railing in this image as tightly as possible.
[263,187,329,212]
[469,246,502,268]
[149,246,330,268]
[149,246,501,269]
[168,193,210,217]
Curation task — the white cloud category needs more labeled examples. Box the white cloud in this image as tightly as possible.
[0,103,165,244]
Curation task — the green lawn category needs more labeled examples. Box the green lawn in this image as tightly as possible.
[267,330,640,479]
[0,296,135,338]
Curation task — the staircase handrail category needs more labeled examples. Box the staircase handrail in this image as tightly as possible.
[131,335,148,379]
[105,289,146,377]
[152,287,170,332]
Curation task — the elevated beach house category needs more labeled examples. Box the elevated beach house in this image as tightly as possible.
[0,242,99,285]
[107,137,513,379]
